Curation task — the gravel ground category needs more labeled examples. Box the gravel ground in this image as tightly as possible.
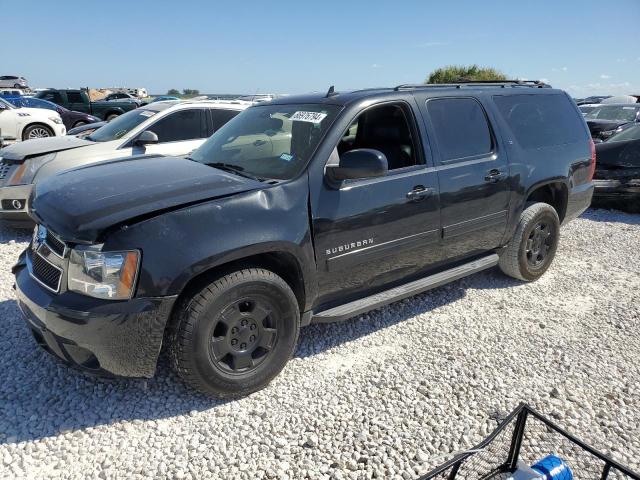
[0,209,638,480]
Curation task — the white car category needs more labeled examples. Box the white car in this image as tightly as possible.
[0,97,66,143]
[0,100,251,225]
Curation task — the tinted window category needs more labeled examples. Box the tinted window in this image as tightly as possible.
[147,109,203,142]
[427,98,492,161]
[494,94,585,149]
[66,92,84,103]
[212,109,240,131]
[40,91,63,104]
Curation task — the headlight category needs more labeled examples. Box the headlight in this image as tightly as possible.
[49,117,63,125]
[8,153,56,185]
[68,249,140,300]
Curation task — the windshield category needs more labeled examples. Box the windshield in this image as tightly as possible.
[585,105,639,122]
[0,98,15,109]
[86,108,156,142]
[190,103,342,180]
[608,124,640,142]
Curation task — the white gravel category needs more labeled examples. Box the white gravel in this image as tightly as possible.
[0,209,638,480]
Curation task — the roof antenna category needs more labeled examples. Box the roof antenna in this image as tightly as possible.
[325,85,336,97]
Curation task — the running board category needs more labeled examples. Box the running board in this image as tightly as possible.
[311,254,499,323]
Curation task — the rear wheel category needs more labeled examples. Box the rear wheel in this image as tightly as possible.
[170,268,300,398]
[13,83,21,89]
[105,113,120,122]
[22,124,53,141]
[499,202,560,281]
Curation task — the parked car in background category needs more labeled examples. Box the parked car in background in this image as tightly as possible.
[584,104,640,140]
[579,104,599,115]
[0,76,28,89]
[0,100,249,226]
[576,95,610,105]
[5,96,100,131]
[0,89,26,98]
[103,92,142,105]
[12,82,594,397]
[66,121,106,137]
[34,89,139,121]
[592,123,640,212]
[151,96,180,103]
[0,97,65,144]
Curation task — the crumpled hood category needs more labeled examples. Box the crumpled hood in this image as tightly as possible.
[31,156,263,243]
[0,135,92,161]
[587,119,629,135]
[596,140,640,169]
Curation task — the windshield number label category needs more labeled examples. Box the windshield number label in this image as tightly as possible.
[290,111,327,124]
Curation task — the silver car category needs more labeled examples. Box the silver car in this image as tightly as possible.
[0,75,28,88]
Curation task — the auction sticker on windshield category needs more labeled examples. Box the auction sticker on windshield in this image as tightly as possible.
[290,111,328,123]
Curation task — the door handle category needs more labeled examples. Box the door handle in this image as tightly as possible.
[406,186,433,200]
[253,139,267,146]
[484,169,506,183]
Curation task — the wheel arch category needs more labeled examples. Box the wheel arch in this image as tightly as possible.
[524,179,569,223]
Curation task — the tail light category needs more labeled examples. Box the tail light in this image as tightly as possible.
[588,139,596,181]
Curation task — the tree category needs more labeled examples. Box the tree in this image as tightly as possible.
[426,65,508,84]
[182,88,200,96]
[167,88,180,95]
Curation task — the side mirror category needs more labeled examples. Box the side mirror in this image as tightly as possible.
[326,149,388,181]
[134,130,159,146]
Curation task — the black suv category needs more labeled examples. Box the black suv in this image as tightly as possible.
[13,81,595,397]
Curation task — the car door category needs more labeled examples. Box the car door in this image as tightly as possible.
[310,100,442,307]
[136,108,208,157]
[418,95,510,261]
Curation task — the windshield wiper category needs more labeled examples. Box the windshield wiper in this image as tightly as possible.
[207,162,266,182]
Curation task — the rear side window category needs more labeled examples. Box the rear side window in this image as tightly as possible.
[41,91,63,104]
[147,109,203,142]
[212,109,240,131]
[66,92,84,103]
[427,98,493,161]
[493,94,584,149]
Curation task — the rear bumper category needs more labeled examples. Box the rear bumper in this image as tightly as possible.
[13,253,177,378]
[563,182,594,224]
[0,183,34,226]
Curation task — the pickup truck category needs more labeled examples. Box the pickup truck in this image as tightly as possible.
[13,81,595,398]
[33,89,139,121]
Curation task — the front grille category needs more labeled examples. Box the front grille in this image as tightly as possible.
[45,230,66,256]
[31,252,62,292]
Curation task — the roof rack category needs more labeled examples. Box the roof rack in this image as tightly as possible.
[393,80,551,91]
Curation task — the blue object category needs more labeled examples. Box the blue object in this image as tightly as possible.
[532,455,573,480]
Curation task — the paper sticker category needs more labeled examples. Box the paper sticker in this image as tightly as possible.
[280,153,294,162]
[290,111,328,124]
[139,111,156,117]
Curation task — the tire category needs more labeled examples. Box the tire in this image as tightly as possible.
[13,84,21,89]
[105,113,120,122]
[170,268,300,398]
[72,120,87,128]
[22,124,54,141]
[498,202,560,281]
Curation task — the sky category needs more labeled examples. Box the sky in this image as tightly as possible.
[2,0,639,98]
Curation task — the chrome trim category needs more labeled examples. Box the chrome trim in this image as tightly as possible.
[44,230,68,259]
[28,251,63,294]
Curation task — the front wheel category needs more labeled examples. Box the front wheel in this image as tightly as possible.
[72,120,87,128]
[499,202,560,281]
[105,113,120,122]
[170,268,300,398]
[22,124,53,141]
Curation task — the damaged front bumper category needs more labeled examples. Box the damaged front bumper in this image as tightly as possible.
[13,251,177,378]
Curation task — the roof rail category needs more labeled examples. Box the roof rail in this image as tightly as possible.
[393,80,551,91]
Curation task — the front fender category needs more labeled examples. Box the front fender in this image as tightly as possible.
[102,177,317,305]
